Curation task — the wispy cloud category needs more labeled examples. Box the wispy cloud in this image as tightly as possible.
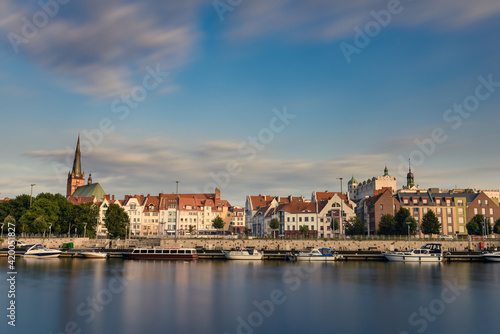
[224,0,500,41]
[0,0,201,98]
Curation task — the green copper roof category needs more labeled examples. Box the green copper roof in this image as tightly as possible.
[72,183,106,201]
[348,176,357,184]
[383,166,390,177]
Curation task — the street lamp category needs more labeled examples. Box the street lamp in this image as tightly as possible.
[83,223,87,239]
[48,223,52,239]
[337,177,344,237]
[30,183,36,208]
[405,218,412,244]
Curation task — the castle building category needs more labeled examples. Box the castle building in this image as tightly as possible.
[349,166,397,202]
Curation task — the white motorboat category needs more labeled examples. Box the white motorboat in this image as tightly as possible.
[482,251,500,262]
[23,244,62,258]
[384,243,444,262]
[224,248,263,260]
[293,248,342,261]
[80,250,108,258]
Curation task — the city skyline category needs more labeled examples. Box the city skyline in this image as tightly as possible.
[1,0,500,206]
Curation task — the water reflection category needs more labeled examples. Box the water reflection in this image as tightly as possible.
[1,258,499,334]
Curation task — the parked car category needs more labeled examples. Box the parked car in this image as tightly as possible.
[438,234,454,240]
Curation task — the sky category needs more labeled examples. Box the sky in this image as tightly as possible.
[1,0,500,206]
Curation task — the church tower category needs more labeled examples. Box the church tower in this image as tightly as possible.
[66,135,86,198]
[406,160,414,188]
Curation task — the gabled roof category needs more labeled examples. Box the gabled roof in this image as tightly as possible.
[67,196,95,205]
[278,202,318,214]
[72,183,106,201]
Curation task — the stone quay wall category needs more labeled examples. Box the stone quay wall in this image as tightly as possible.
[3,237,498,252]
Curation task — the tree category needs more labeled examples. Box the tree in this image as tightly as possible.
[212,216,225,235]
[466,214,485,236]
[345,216,366,236]
[330,219,339,232]
[20,198,60,235]
[188,225,195,235]
[378,214,396,235]
[494,218,500,235]
[105,204,129,238]
[421,210,441,235]
[299,225,309,238]
[269,218,280,238]
[394,208,417,236]
[72,202,99,237]
[244,227,250,236]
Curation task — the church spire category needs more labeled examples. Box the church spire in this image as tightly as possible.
[406,159,414,188]
[72,135,82,178]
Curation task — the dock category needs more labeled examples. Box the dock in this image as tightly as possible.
[0,249,487,261]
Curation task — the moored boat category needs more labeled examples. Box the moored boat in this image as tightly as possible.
[224,248,263,260]
[292,248,342,261]
[80,250,108,259]
[384,243,444,262]
[127,247,198,260]
[23,244,62,258]
[482,251,500,262]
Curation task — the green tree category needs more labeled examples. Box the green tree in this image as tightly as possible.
[421,210,441,235]
[494,218,500,234]
[212,216,225,235]
[244,227,250,236]
[299,225,309,238]
[394,208,417,236]
[378,214,396,235]
[72,202,99,237]
[466,214,484,236]
[345,216,366,236]
[188,225,195,235]
[269,218,280,238]
[32,216,48,235]
[330,218,339,232]
[105,203,129,238]
[20,198,60,234]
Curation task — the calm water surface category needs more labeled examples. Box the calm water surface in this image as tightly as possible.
[1,258,499,334]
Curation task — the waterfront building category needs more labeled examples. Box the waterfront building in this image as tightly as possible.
[96,195,122,237]
[228,206,245,234]
[311,191,357,237]
[141,195,160,236]
[362,188,400,235]
[122,195,146,236]
[349,166,397,202]
[276,202,318,238]
[245,195,307,236]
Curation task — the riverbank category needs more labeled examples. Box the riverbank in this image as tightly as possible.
[2,237,499,252]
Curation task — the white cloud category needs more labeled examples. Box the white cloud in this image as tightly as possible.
[0,0,201,98]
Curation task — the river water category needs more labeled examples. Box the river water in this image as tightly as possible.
[1,258,498,334]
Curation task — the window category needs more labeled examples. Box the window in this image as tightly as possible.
[457,200,463,206]
[287,225,290,230]
[474,208,478,215]
[423,208,428,214]
[311,217,314,222]
[299,217,302,222]
[458,208,464,215]
[423,199,427,205]
[404,199,409,204]
[413,208,419,214]
[446,208,452,215]
[287,217,290,222]
[292,217,295,222]
[478,200,482,206]
[413,199,418,204]
[436,199,441,205]
[459,226,465,233]
[485,200,488,206]
[304,217,309,222]
[446,199,451,206]
[447,217,452,224]
[448,226,453,233]
[292,226,295,230]
[310,225,314,231]
[482,208,486,215]
[458,217,465,224]
[490,208,493,215]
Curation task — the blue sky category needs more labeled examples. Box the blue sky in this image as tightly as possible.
[1,0,500,206]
